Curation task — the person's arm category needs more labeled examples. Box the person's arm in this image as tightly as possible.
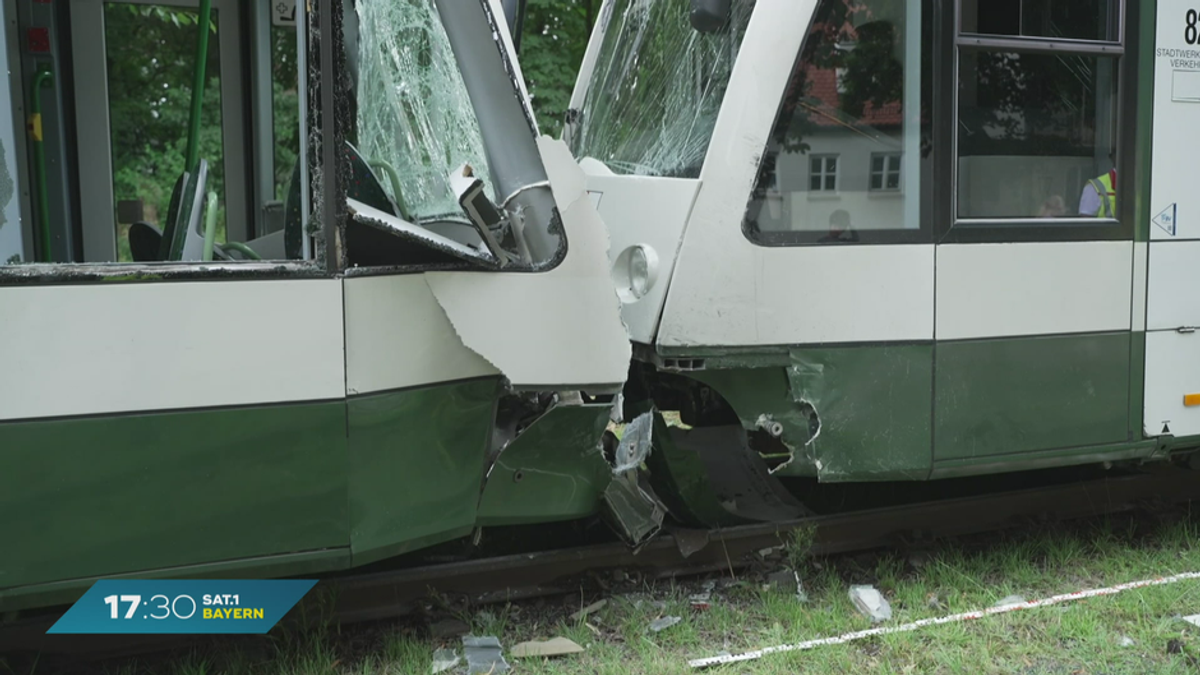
[1079,182,1100,216]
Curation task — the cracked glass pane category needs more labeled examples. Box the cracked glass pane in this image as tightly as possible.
[354,0,492,221]
[571,0,755,178]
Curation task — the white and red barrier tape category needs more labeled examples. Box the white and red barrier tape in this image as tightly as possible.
[689,571,1200,668]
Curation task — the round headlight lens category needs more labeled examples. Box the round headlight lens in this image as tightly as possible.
[629,246,649,298]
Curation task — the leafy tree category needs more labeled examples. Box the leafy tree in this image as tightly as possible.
[519,0,603,136]
[105,6,298,261]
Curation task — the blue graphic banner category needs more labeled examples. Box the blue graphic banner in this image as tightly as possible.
[47,579,318,634]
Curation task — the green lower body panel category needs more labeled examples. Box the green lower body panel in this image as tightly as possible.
[348,378,499,566]
[676,333,1138,482]
[934,332,1131,462]
[787,345,933,481]
[476,403,612,526]
[0,400,350,596]
[692,345,934,482]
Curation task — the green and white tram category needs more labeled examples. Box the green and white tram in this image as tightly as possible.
[568,0,1200,489]
[0,0,633,613]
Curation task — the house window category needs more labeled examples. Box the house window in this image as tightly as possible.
[870,153,902,191]
[809,155,838,193]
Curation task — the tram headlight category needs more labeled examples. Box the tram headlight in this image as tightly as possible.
[613,244,658,304]
[629,246,650,299]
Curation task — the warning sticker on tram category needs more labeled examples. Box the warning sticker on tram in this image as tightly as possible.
[1155,204,1178,236]
[46,579,317,634]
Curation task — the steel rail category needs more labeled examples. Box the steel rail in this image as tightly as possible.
[4,465,1197,661]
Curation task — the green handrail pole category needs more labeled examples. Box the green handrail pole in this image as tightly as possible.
[30,67,54,262]
[201,191,218,261]
[184,0,213,171]
[367,158,411,220]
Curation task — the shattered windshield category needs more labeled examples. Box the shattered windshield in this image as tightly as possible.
[354,0,493,220]
[570,0,755,178]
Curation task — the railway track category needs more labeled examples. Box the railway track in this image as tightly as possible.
[4,464,1198,663]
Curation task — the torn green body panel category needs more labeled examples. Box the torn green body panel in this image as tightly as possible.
[689,346,933,482]
[934,333,1131,462]
[786,345,934,481]
[644,413,749,527]
[476,403,613,526]
[688,368,818,475]
[348,378,499,567]
[0,401,349,594]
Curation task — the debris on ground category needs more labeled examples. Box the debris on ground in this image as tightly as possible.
[689,580,717,610]
[569,599,608,622]
[1181,613,1200,627]
[430,618,471,640]
[1117,635,1136,648]
[849,585,892,623]
[510,637,585,658]
[463,636,509,674]
[993,595,1026,608]
[649,615,683,632]
[431,648,460,674]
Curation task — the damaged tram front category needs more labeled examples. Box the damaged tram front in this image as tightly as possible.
[0,0,639,614]
[563,0,1200,525]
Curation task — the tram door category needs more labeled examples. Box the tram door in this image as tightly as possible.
[1143,0,1200,440]
[69,0,248,262]
[14,0,294,263]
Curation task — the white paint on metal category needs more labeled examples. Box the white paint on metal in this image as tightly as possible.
[653,0,937,347]
[936,242,1133,340]
[1146,241,1200,330]
[1143,330,1200,437]
[272,0,297,27]
[583,174,700,344]
[342,275,499,396]
[1151,1,1200,241]
[690,571,1200,669]
[1133,241,1148,332]
[0,279,346,421]
[425,137,632,391]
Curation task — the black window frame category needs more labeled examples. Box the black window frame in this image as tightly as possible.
[938,0,1136,244]
[743,0,935,247]
[742,0,1139,249]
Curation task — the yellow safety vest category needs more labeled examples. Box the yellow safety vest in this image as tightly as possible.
[1088,171,1116,218]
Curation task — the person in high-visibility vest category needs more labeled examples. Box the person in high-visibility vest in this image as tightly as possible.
[1079,168,1117,218]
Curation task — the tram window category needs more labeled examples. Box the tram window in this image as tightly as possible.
[960,0,1116,43]
[570,0,756,178]
[106,5,228,263]
[744,0,931,245]
[0,0,310,270]
[956,50,1118,220]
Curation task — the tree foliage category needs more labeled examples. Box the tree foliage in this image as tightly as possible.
[105,6,298,260]
[519,0,603,136]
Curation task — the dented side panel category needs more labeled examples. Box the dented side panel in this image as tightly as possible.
[691,345,934,482]
[476,403,612,526]
[425,138,633,392]
[348,378,499,567]
[787,346,933,482]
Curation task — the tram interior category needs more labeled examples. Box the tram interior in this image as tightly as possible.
[0,0,314,266]
[751,0,1118,237]
[0,0,558,271]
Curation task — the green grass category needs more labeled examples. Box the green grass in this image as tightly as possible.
[14,510,1200,675]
